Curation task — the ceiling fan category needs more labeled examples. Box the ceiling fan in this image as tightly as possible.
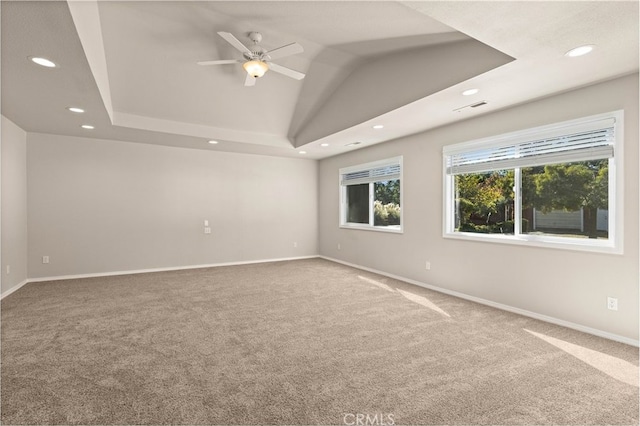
[198,31,305,87]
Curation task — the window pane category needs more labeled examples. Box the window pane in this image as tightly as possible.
[522,160,608,239]
[454,170,515,234]
[374,180,401,227]
[346,184,369,224]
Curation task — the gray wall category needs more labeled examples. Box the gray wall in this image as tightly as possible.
[1,116,29,294]
[27,133,318,278]
[318,74,639,341]
[6,74,639,342]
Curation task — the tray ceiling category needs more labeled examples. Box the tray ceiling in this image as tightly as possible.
[2,1,638,159]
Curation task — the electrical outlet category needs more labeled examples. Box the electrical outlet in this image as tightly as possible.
[425,261,431,270]
[607,297,618,311]
[6,265,10,275]
[204,227,212,234]
[337,243,341,250]
[42,256,50,264]
[204,220,209,227]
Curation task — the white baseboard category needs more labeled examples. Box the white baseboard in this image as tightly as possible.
[320,256,639,348]
[1,279,29,300]
[26,255,320,283]
[13,255,639,347]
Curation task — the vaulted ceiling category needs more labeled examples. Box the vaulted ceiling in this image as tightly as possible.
[2,1,638,159]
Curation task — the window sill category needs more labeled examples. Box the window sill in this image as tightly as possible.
[443,231,621,255]
[340,224,403,234]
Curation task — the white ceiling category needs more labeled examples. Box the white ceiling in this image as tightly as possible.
[2,1,638,160]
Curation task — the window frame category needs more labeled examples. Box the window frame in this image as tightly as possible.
[339,156,403,233]
[442,111,624,254]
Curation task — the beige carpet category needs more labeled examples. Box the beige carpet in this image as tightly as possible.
[1,258,637,425]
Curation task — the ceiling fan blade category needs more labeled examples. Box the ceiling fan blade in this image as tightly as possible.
[197,59,241,66]
[244,74,256,87]
[268,62,305,80]
[217,31,252,55]
[266,42,303,60]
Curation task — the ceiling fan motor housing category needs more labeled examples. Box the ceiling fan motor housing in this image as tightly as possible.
[243,47,267,62]
[244,32,270,62]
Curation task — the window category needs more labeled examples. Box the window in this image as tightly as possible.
[340,157,403,232]
[443,111,623,253]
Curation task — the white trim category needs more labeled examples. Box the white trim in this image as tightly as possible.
[339,156,404,233]
[25,256,319,283]
[442,110,624,255]
[1,279,29,300]
[443,231,620,255]
[339,224,403,234]
[319,256,639,347]
[6,256,637,347]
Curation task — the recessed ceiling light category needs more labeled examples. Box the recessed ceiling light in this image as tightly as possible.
[372,125,384,129]
[30,57,57,68]
[81,124,95,130]
[462,88,479,96]
[67,107,85,113]
[208,140,219,144]
[298,151,307,154]
[320,143,329,147]
[565,45,594,57]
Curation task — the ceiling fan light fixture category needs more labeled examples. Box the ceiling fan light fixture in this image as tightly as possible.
[243,60,269,78]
